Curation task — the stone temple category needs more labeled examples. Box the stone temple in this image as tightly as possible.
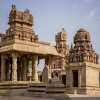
[0,5,100,96]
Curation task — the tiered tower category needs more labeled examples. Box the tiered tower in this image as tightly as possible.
[66,28,100,95]
[1,5,38,43]
[56,28,67,55]
[69,28,99,64]
[52,28,68,82]
[55,28,68,70]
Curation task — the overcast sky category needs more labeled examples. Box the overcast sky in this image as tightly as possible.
[0,0,100,54]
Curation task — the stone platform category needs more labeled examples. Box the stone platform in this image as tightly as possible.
[28,78,65,96]
[28,82,46,95]
[46,78,65,94]
[0,81,30,96]
[0,81,31,89]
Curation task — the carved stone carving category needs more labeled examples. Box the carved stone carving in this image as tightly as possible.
[1,5,38,43]
[69,28,99,64]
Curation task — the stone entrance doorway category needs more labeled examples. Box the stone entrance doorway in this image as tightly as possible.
[72,70,78,87]
[62,75,66,85]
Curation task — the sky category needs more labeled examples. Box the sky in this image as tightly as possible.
[0,0,100,54]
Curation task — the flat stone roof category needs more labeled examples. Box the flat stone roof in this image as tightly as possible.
[0,39,62,57]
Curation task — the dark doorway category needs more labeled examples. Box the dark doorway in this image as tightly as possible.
[72,70,78,87]
[39,75,42,82]
[62,75,66,86]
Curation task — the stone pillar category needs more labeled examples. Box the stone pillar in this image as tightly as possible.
[28,60,32,81]
[48,56,52,79]
[32,58,34,81]
[66,67,70,87]
[12,53,18,82]
[23,57,27,81]
[20,60,23,81]
[1,55,6,81]
[33,55,38,81]
[70,70,73,87]
[79,70,81,87]
[61,57,66,70]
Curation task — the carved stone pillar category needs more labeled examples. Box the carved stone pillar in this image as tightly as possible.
[12,53,18,82]
[33,55,38,81]
[48,56,52,79]
[1,55,6,81]
[61,57,66,70]
[32,57,34,81]
[70,70,73,87]
[28,60,32,81]
[79,70,81,87]
[23,57,27,81]
[66,67,70,88]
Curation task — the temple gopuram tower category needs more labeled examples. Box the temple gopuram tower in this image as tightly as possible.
[5,5,38,42]
[53,28,69,85]
[66,28,100,96]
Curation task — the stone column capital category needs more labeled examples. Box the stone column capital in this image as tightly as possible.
[11,53,19,58]
[33,55,38,60]
[1,54,7,59]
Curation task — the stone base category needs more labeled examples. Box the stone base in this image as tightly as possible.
[0,81,30,89]
[0,81,43,96]
[86,87,100,96]
[28,78,65,96]
[0,81,30,96]
[27,82,46,96]
[66,87,100,96]
[46,82,65,94]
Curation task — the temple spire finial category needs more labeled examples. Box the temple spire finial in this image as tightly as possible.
[62,28,65,32]
[11,0,16,12]
[11,0,16,9]
[12,4,16,10]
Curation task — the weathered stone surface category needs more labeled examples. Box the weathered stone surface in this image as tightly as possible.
[0,4,100,97]
[66,28,100,96]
